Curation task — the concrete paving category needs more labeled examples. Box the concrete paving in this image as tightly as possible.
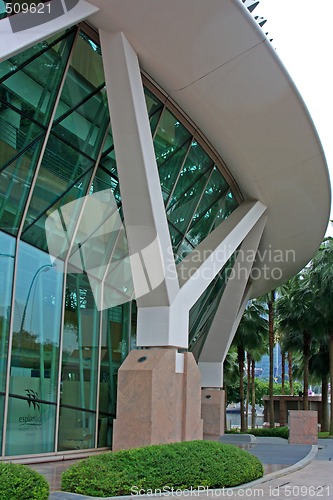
[48,437,333,500]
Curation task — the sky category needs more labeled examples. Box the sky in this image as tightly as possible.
[255,0,333,236]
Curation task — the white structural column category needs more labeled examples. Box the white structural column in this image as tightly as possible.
[99,31,182,345]
[0,1,99,63]
[198,214,267,388]
[177,201,266,308]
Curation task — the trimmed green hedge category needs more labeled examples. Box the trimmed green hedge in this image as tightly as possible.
[226,427,289,439]
[61,440,264,497]
[0,462,49,499]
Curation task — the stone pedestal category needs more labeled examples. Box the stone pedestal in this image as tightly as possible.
[112,349,203,451]
[289,410,318,445]
[201,388,225,440]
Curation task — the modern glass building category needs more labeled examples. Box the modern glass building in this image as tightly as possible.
[0,0,330,460]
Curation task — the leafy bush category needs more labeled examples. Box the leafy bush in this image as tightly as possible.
[0,462,49,499]
[248,427,289,439]
[62,440,264,497]
[225,426,289,439]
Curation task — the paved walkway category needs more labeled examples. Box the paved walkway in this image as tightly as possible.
[43,438,333,499]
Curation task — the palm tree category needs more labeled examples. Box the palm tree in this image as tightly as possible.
[276,273,323,411]
[308,346,330,432]
[308,236,333,433]
[232,299,268,431]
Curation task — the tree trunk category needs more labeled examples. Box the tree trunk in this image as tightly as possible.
[281,350,285,395]
[303,331,311,411]
[268,290,275,428]
[245,352,251,432]
[321,376,329,433]
[238,346,246,432]
[224,386,228,433]
[251,358,256,430]
[329,333,333,436]
[288,351,294,395]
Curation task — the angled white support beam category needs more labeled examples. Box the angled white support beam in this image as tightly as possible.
[177,201,266,310]
[0,0,99,63]
[100,31,179,309]
[198,214,267,387]
[198,285,252,388]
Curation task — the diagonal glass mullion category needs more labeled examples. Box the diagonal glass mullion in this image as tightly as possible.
[0,27,78,85]
[51,83,106,128]
[189,276,222,345]
[172,168,214,255]
[21,165,95,235]
[207,189,237,235]
[0,130,46,174]
[158,137,191,171]
[166,162,214,214]
[165,139,193,209]
[187,185,230,237]
[0,97,48,130]
[149,105,164,137]
[52,95,110,160]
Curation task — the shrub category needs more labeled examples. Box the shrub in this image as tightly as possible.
[225,427,289,439]
[61,440,264,497]
[249,427,289,439]
[0,462,49,500]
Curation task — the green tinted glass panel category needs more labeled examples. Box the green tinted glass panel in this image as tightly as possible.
[22,167,94,251]
[0,1,6,20]
[102,129,114,155]
[59,273,99,451]
[189,254,236,359]
[6,241,63,456]
[210,191,239,231]
[175,237,195,264]
[145,88,162,117]
[186,167,229,245]
[99,302,131,447]
[0,104,45,167]
[159,139,191,204]
[0,31,75,126]
[168,141,213,210]
[52,90,109,160]
[55,32,105,121]
[0,29,70,81]
[144,88,163,135]
[167,166,212,238]
[0,232,15,405]
[154,108,191,168]
[23,133,95,231]
[0,137,45,235]
[90,166,120,205]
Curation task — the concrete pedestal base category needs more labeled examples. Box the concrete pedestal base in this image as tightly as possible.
[201,388,225,440]
[289,410,318,445]
[112,349,203,451]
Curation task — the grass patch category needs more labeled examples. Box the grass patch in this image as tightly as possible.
[0,462,49,499]
[318,432,333,438]
[61,440,264,497]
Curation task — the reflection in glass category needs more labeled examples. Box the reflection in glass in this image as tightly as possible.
[0,29,75,126]
[59,273,99,451]
[6,241,63,456]
[0,232,15,452]
[189,254,237,360]
[98,303,131,447]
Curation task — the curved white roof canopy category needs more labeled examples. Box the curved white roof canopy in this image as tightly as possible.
[88,0,331,297]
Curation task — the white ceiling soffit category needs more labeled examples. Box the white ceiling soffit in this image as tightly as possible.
[88,0,331,297]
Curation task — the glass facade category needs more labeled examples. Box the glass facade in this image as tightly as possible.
[0,24,238,458]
